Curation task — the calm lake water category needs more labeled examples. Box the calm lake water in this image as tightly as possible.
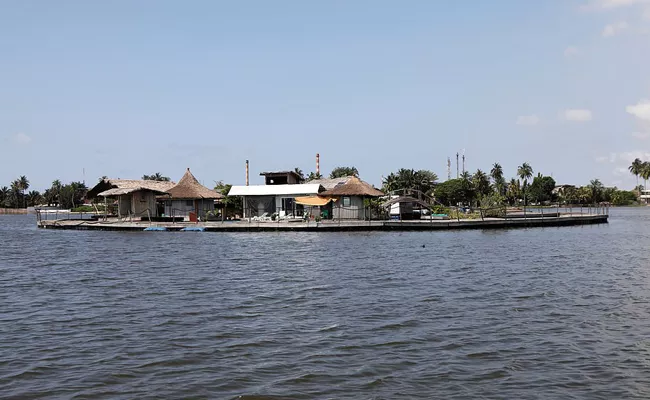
[1,209,650,399]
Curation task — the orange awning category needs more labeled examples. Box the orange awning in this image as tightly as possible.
[295,196,337,206]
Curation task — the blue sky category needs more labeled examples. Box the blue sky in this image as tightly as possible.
[2,0,650,191]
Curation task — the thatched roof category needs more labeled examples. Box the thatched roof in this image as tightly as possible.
[88,178,176,198]
[307,176,352,190]
[166,168,223,199]
[320,176,384,197]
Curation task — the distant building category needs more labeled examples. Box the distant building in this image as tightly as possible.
[87,178,176,218]
[640,189,650,204]
[164,168,223,220]
[228,183,324,218]
[260,171,303,185]
[318,176,384,220]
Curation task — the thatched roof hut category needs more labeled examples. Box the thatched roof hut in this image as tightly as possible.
[320,176,384,197]
[166,168,223,199]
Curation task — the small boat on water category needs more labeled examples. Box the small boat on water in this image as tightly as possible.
[143,226,167,231]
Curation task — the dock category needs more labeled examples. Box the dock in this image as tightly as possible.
[37,213,608,232]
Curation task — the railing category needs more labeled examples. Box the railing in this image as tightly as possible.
[36,201,609,227]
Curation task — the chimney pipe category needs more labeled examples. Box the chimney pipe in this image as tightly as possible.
[316,153,320,176]
[245,160,249,186]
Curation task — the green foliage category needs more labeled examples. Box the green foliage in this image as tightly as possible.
[528,174,556,204]
[58,181,88,209]
[214,180,243,216]
[330,166,359,179]
[434,178,475,206]
[478,192,506,217]
[293,167,305,180]
[71,205,95,212]
[142,173,170,181]
[431,205,450,215]
[382,168,438,196]
[610,190,637,206]
[307,172,323,180]
[472,169,491,197]
[491,163,506,196]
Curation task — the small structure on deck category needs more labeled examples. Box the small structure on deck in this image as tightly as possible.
[87,178,176,219]
[228,183,324,219]
[164,168,223,220]
[260,171,304,185]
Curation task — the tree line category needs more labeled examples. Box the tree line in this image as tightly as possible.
[0,177,89,209]
[294,162,635,207]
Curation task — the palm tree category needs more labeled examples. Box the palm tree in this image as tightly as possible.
[9,181,22,208]
[16,176,29,208]
[588,179,604,204]
[472,169,490,197]
[629,158,643,189]
[307,171,323,181]
[27,190,42,207]
[506,178,521,205]
[143,173,170,181]
[0,186,8,207]
[642,162,650,192]
[293,167,305,182]
[490,163,505,195]
[517,162,534,206]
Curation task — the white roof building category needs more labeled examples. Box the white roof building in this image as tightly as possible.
[228,184,323,196]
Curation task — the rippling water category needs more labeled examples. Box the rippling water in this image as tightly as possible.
[1,209,650,399]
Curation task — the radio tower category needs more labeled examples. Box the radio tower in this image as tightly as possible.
[447,157,451,180]
[456,153,459,178]
[462,149,466,175]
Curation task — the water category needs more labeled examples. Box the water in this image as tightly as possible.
[1,209,649,399]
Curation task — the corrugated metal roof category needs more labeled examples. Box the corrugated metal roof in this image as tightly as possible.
[228,184,323,196]
[306,176,352,190]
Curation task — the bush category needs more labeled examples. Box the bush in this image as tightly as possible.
[431,205,450,215]
[71,205,95,212]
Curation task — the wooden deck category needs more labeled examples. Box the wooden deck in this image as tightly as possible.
[37,214,608,232]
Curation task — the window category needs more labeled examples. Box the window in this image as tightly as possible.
[186,200,194,207]
[343,197,351,207]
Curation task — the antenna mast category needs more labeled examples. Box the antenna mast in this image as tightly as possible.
[447,157,451,180]
[462,149,466,175]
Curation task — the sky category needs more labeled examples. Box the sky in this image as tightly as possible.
[2,0,650,191]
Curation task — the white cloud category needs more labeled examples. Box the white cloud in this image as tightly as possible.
[626,99,650,121]
[564,46,580,57]
[615,150,650,163]
[595,153,620,163]
[10,133,32,145]
[563,109,593,121]
[591,0,650,9]
[644,7,650,19]
[632,131,650,139]
[516,114,540,126]
[602,21,629,37]
[613,166,630,176]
